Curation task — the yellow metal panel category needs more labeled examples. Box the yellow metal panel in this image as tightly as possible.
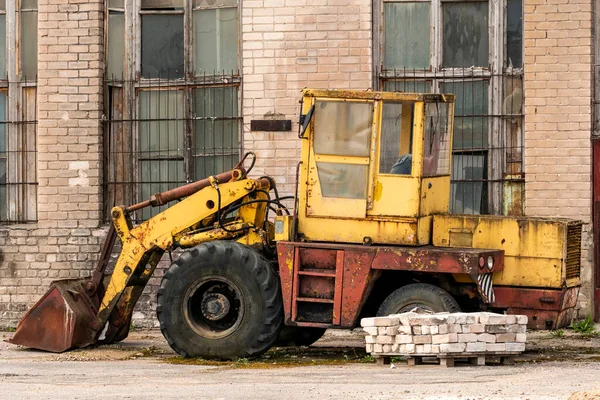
[274,215,292,242]
[302,88,455,103]
[419,176,451,216]
[433,215,577,288]
[368,176,420,217]
[417,216,432,245]
[299,216,420,245]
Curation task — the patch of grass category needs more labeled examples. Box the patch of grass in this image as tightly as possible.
[550,329,565,338]
[572,316,597,334]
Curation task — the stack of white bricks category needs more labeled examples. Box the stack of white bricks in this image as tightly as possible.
[361,312,527,356]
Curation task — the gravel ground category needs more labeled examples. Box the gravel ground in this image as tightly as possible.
[1,329,600,399]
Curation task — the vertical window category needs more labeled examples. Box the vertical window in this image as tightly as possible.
[193,0,238,74]
[378,0,524,215]
[384,2,430,69]
[105,0,242,221]
[0,92,6,221]
[108,0,125,79]
[20,0,37,79]
[0,2,6,79]
[141,1,184,79]
[442,1,489,68]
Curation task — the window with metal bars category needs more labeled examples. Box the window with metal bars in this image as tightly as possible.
[0,0,38,223]
[375,0,524,215]
[104,0,241,222]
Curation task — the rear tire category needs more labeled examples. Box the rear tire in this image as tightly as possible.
[377,283,460,316]
[157,241,283,360]
[276,326,326,347]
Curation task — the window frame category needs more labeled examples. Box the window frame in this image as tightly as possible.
[374,0,524,215]
[104,0,243,221]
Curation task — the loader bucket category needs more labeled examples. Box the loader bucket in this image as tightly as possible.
[6,279,101,353]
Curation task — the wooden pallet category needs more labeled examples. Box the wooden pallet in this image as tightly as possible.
[375,352,520,368]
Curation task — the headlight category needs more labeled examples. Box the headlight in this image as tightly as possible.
[479,256,485,269]
[487,256,494,270]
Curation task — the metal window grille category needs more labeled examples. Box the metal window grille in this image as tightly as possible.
[103,75,242,223]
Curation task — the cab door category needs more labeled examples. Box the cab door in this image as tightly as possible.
[306,98,376,219]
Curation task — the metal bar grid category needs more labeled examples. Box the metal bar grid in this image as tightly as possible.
[382,68,524,216]
[103,75,242,223]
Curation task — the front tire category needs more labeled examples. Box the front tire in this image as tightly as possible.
[377,283,460,316]
[157,241,283,359]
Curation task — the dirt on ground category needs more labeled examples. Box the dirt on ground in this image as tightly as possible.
[1,328,600,399]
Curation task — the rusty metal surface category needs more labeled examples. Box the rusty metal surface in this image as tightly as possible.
[126,168,244,212]
[372,246,504,275]
[493,286,579,329]
[340,250,378,327]
[6,279,100,352]
[276,243,295,325]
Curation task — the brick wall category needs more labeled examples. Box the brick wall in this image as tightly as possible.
[241,0,372,195]
[0,0,106,329]
[523,0,594,314]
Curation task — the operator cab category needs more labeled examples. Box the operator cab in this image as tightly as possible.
[296,89,455,246]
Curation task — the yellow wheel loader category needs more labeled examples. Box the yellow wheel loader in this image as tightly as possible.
[7,89,583,359]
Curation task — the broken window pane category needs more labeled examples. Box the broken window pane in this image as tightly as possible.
[507,0,523,68]
[0,15,6,79]
[193,86,240,179]
[141,0,183,9]
[313,100,373,157]
[384,2,430,69]
[384,80,431,93]
[21,11,38,79]
[194,8,238,74]
[441,80,488,150]
[317,162,368,199]
[108,11,124,80]
[141,14,184,79]
[442,2,489,68]
[139,90,185,219]
[423,102,451,176]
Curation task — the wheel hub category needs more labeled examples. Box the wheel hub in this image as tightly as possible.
[201,293,231,321]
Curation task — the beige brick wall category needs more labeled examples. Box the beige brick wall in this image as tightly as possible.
[523,0,594,314]
[241,0,372,195]
[0,0,107,328]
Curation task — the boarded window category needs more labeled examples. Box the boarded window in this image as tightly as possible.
[21,0,37,79]
[384,2,430,69]
[442,2,489,68]
[193,86,239,179]
[141,15,184,79]
[139,90,185,219]
[194,8,238,74]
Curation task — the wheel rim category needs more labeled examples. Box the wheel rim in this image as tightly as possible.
[395,303,436,314]
[184,276,244,339]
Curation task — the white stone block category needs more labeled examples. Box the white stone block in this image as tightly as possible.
[365,335,376,344]
[395,334,413,344]
[486,343,506,352]
[361,317,376,327]
[496,333,517,343]
[440,343,466,353]
[458,333,478,343]
[438,324,449,334]
[448,324,462,333]
[374,344,383,353]
[506,342,526,352]
[383,344,393,353]
[374,316,400,326]
[385,326,399,335]
[466,342,486,352]
[480,313,507,325]
[363,327,378,335]
[404,344,416,354]
[432,333,458,344]
[516,315,528,325]
[412,326,422,335]
[366,344,374,353]
[398,325,412,334]
[391,343,400,352]
[509,324,527,333]
[430,325,439,335]
[467,324,485,333]
[398,312,420,326]
[421,325,431,335]
[414,335,432,344]
[516,333,527,343]
[506,315,517,324]
[477,333,497,343]
[378,327,387,335]
[376,335,394,344]
[431,344,440,354]
[415,344,425,354]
